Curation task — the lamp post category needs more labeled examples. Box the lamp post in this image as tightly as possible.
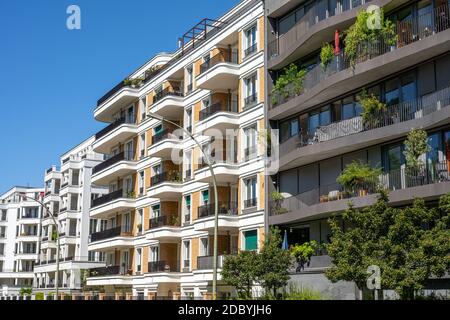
[15,192,61,300]
[147,111,220,300]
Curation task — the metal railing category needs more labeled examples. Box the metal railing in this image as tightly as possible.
[89,265,121,277]
[197,255,225,270]
[244,43,257,57]
[152,128,182,144]
[244,198,257,209]
[149,215,180,229]
[244,93,258,109]
[268,0,371,59]
[93,151,134,174]
[199,100,238,121]
[270,4,450,108]
[270,161,450,216]
[200,50,239,74]
[90,226,122,242]
[244,145,258,161]
[150,171,182,186]
[153,88,184,104]
[148,261,180,273]
[91,189,134,208]
[197,202,238,218]
[95,116,135,140]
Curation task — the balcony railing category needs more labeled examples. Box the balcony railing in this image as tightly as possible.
[153,88,184,104]
[150,171,182,187]
[244,93,257,110]
[244,198,257,209]
[184,169,192,182]
[149,215,180,229]
[197,255,225,270]
[291,85,450,149]
[91,189,134,208]
[184,213,191,225]
[270,161,450,216]
[90,226,122,242]
[199,100,238,121]
[197,202,238,219]
[244,145,258,161]
[270,4,450,108]
[200,50,239,74]
[93,151,134,174]
[268,0,371,59]
[148,261,180,273]
[95,116,135,140]
[244,43,257,58]
[89,265,121,277]
[152,128,182,145]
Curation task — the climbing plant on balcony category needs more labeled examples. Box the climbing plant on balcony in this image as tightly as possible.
[320,42,335,71]
[344,9,397,67]
[358,89,387,129]
[403,128,431,172]
[271,63,306,105]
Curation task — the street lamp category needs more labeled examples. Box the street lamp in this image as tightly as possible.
[15,192,62,300]
[147,111,220,300]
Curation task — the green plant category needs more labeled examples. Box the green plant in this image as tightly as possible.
[271,63,306,105]
[51,230,57,241]
[123,77,144,87]
[271,191,287,215]
[403,128,431,171]
[35,292,44,300]
[290,241,318,264]
[126,191,136,198]
[358,89,387,128]
[336,161,381,194]
[320,42,334,70]
[284,284,324,300]
[170,215,180,226]
[19,287,32,297]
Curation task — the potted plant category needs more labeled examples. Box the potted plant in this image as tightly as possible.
[403,128,431,186]
[271,63,306,106]
[358,90,387,129]
[123,77,144,88]
[290,241,318,272]
[271,191,287,215]
[336,161,381,197]
[320,42,334,71]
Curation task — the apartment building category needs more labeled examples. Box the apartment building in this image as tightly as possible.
[265,0,450,299]
[0,187,44,297]
[86,0,266,299]
[33,136,108,293]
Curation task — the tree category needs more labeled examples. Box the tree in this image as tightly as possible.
[221,250,259,299]
[256,227,292,298]
[326,191,450,300]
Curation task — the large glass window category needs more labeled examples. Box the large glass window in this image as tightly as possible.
[244,230,258,251]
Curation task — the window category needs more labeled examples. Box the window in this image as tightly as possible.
[184,150,192,180]
[151,204,160,219]
[136,248,142,273]
[138,171,145,196]
[140,98,147,122]
[201,190,209,205]
[137,209,143,233]
[244,230,258,251]
[244,24,257,57]
[1,210,6,221]
[186,108,192,132]
[244,177,257,208]
[139,134,146,159]
[184,196,191,224]
[200,237,209,256]
[123,213,131,233]
[244,125,257,160]
[244,74,257,108]
[202,97,211,110]
[150,246,159,262]
[126,105,135,123]
[183,241,191,269]
[186,66,193,93]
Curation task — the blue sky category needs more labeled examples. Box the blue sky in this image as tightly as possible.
[0,0,240,193]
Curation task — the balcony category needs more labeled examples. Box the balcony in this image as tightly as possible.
[93,117,138,154]
[196,50,240,90]
[279,85,450,170]
[151,88,185,118]
[149,215,180,229]
[150,171,182,187]
[267,0,377,66]
[269,5,450,120]
[92,151,136,185]
[147,171,183,199]
[148,129,183,159]
[243,198,257,209]
[90,226,124,242]
[94,83,140,122]
[90,189,135,218]
[89,265,121,277]
[194,150,239,184]
[197,255,225,270]
[147,261,180,273]
[197,202,238,219]
[270,161,450,224]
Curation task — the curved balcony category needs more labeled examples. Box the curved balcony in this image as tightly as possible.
[196,51,240,90]
[269,7,450,121]
[91,151,136,185]
[148,129,183,159]
[279,86,450,171]
[196,100,239,132]
[267,0,389,69]
[94,85,140,123]
[93,117,139,154]
[88,226,133,251]
[150,88,185,119]
[90,189,135,219]
[194,202,239,232]
[146,215,181,240]
[194,160,239,184]
[147,171,183,199]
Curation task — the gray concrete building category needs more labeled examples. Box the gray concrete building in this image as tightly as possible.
[264,0,450,299]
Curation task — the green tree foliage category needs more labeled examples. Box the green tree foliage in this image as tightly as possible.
[326,191,450,300]
[358,90,387,128]
[320,42,335,70]
[403,128,431,171]
[336,160,381,193]
[19,287,32,297]
[271,63,306,105]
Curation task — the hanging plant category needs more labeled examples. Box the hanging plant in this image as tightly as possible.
[320,43,334,71]
[358,89,387,129]
[271,63,306,105]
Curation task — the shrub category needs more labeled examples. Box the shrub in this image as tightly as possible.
[35,292,44,300]
[320,43,334,70]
